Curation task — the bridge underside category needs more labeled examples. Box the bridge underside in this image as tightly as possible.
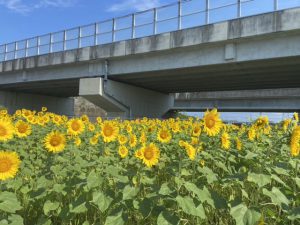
[1,56,300,98]
[110,56,300,93]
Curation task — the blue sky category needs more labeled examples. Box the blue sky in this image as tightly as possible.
[0,0,171,44]
[1,0,300,44]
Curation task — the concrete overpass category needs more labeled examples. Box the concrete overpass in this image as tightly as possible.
[1,6,300,117]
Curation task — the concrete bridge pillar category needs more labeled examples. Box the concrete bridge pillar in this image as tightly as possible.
[79,78,174,119]
[0,91,75,116]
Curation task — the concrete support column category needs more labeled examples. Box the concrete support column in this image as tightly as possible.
[79,77,174,119]
[0,91,75,116]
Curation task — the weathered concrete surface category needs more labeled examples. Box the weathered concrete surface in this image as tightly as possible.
[79,78,174,118]
[74,97,107,119]
[173,88,300,112]
[0,91,74,115]
[0,8,300,95]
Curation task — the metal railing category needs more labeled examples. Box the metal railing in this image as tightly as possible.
[0,0,298,62]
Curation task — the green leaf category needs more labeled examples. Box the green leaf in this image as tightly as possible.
[230,203,261,225]
[105,210,125,225]
[157,211,179,225]
[87,170,103,190]
[7,215,23,225]
[92,191,113,213]
[176,196,206,219]
[69,196,87,214]
[0,192,22,213]
[271,174,287,187]
[43,200,60,216]
[159,183,172,196]
[263,187,290,206]
[247,173,271,188]
[295,177,300,189]
[139,198,152,218]
[198,167,218,184]
[122,185,139,200]
[288,207,300,220]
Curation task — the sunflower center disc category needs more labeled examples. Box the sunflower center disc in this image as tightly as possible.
[0,125,7,136]
[0,159,12,173]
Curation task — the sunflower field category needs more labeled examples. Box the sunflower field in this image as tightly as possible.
[0,108,299,225]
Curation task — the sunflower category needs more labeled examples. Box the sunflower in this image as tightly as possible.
[157,128,172,143]
[248,127,256,141]
[135,149,144,160]
[90,135,98,145]
[185,143,196,160]
[0,151,21,181]
[221,132,230,150]
[140,143,160,167]
[140,132,147,144]
[118,135,128,145]
[236,138,242,151]
[74,137,81,146]
[294,112,299,122]
[290,126,300,157]
[283,119,291,132]
[101,121,119,143]
[15,120,31,138]
[129,134,137,148]
[118,145,129,158]
[203,109,222,136]
[0,119,14,142]
[44,131,66,153]
[192,123,201,137]
[67,119,85,136]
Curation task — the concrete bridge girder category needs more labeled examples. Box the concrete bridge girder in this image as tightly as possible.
[79,78,174,118]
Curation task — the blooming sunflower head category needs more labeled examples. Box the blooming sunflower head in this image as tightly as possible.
[44,131,66,153]
[140,143,160,168]
[118,145,129,158]
[236,138,242,151]
[221,132,230,150]
[90,135,99,146]
[0,119,14,142]
[15,120,32,138]
[192,123,201,137]
[203,109,222,136]
[101,121,119,143]
[118,134,128,145]
[129,134,137,148]
[0,151,21,181]
[291,126,300,157]
[157,128,172,143]
[67,119,85,136]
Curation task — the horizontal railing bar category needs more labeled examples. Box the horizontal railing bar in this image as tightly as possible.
[1,0,299,62]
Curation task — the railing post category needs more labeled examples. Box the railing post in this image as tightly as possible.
[63,30,67,51]
[49,33,52,53]
[178,1,182,30]
[205,0,209,24]
[25,40,29,57]
[237,0,241,18]
[274,0,278,11]
[4,44,7,61]
[153,8,157,35]
[94,23,98,46]
[37,37,40,55]
[112,19,116,42]
[78,27,81,48]
[131,14,135,39]
[14,42,17,59]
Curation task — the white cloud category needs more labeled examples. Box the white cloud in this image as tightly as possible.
[107,0,161,12]
[0,0,76,14]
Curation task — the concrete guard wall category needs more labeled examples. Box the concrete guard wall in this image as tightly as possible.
[79,77,174,118]
[0,91,74,116]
